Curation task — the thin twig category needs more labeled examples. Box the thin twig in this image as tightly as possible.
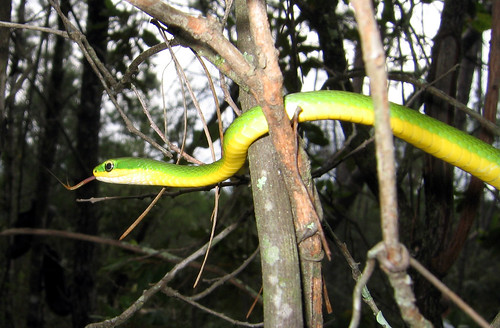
[163,286,263,327]
[350,1,431,326]
[152,24,210,165]
[0,20,69,38]
[325,71,500,136]
[221,0,234,29]
[291,107,332,257]
[191,247,260,300]
[124,0,257,90]
[161,36,195,164]
[219,70,242,116]
[85,222,240,328]
[349,258,377,328]
[73,179,248,203]
[246,286,263,319]
[157,25,217,161]
[0,224,260,300]
[351,0,399,253]
[118,188,166,240]
[132,83,169,145]
[131,79,203,164]
[326,226,382,318]
[194,51,225,151]
[193,186,221,288]
[49,0,173,159]
[410,258,490,328]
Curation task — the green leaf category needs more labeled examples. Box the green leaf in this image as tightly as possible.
[470,10,492,32]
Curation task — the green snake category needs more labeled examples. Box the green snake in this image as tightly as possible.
[67,91,500,190]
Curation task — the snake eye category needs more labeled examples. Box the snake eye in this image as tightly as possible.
[104,161,114,172]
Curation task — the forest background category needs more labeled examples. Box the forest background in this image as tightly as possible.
[0,0,499,327]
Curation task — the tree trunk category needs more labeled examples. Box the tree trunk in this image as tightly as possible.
[235,0,304,326]
[433,0,500,283]
[417,0,469,325]
[300,0,379,198]
[0,0,10,152]
[26,1,69,326]
[71,0,108,326]
[0,1,13,327]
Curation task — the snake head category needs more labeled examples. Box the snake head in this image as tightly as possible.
[93,158,152,185]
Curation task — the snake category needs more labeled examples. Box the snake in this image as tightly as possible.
[66,91,500,190]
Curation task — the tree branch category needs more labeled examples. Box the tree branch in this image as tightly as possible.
[123,0,257,90]
[84,221,240,327]
[350,0,430,326]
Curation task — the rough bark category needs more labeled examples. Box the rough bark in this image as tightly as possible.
[235,0,303,326]
[247,0,326,325]
[248,137,304,327]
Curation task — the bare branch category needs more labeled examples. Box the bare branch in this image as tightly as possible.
[84,221,241,328]
[410,258,490,328]
[123,0,257,90]
[163,286,263,327]
[191,247,260,300]
[350,0,430,326]
[0,20,69,38]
